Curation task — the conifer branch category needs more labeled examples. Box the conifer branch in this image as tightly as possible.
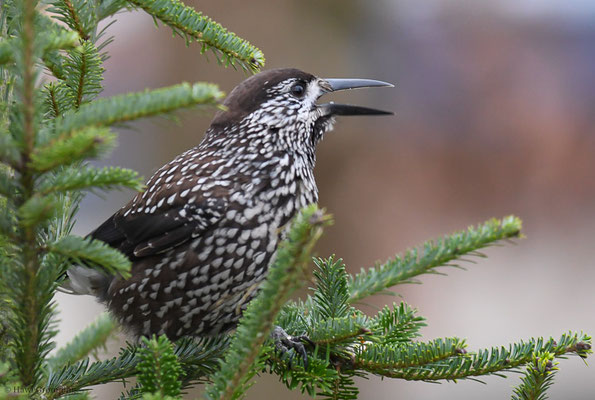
[47,313,117,370]
[12,0,47,389]
[64,0,88,40]
[369,303,426,345]
[35,13,79,80]
[0,132,20,170]
[52,83,224,136]
[348,216,522,303]
[46,345,140,398]
[21,1,36,167]
[0,168,17,198]
[312,257,350,320]
[43,50,67,80]
[308,316,370,345]
[44,338,229,398]
[126,0,265,72]
[17,193,60,229]
[0,39,15,66]
[47,0,95,41]
[39,165,144,195]
[262,352,344,397]
[62,41,104,109]
[353,338,467,372]
[96,0,127,21]
[48,235,132,278]
[204,206,330,400]
[137,336,183,397]
[511,351,558,400]
[378,333,591,382]
[172,336,230,385]
[0,30,78,67]
[39,30,80,54]
[30,127,116,173]
[44,82,63,119]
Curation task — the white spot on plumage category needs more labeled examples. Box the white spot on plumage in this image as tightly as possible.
[212,258,223,268]
[167,193,176,205]
[255,252,266,264]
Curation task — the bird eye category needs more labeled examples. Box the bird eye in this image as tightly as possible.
[290,84,305,98]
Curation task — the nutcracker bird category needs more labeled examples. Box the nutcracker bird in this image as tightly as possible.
[65,68,393,340]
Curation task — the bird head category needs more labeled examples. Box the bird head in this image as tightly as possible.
[209,68,393,151]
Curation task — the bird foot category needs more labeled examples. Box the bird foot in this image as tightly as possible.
[271,326,314,369]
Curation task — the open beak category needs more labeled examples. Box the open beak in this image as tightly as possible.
[319,78,394,116]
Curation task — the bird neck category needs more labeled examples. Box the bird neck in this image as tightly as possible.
[202,124,318,170]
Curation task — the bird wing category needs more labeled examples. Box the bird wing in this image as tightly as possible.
[122,198,227,258]
[90,196,228,260]
[90,158,230,259]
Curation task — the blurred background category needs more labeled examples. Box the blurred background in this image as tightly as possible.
[55,0,595,398]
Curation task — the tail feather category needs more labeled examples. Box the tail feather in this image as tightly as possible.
[62,265,111,300]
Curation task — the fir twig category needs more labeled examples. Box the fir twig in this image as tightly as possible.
[348,216,522,303]
[12,0,48,389]
[126,0,265,72]
[370,302,426,345]
[47,0,95,41]
[0,30,78,67]
[353,338,467,372]
[45,338,229,398]
[48,235,132,278]
[62,41,104,109]
[47,313,117,370]
[30,127,116,173]
[62,0,88,40]
[511,351,558,400]
[312,257,351,320]
[38,165,144,195]
[44,82,63,119]
[137,335,183,397]
[46,345,140,398]
[52,82,224,136]
[0,38,15,66]
[378,332,591,382]
[43,50,67,80]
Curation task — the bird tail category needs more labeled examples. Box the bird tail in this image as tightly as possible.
[58,265,111,301]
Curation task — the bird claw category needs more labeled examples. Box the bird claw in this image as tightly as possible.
[271,326,313,369]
